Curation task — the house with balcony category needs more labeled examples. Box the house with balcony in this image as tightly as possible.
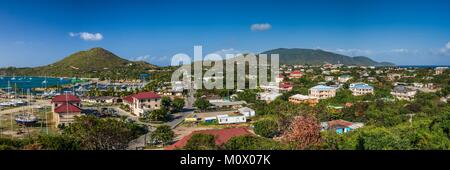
[309,85,337,99]
[391,85,417,101]
[123,91,162,117]
[349,83,374,96]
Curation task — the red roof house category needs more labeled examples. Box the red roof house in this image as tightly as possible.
[165,127,253,150]
[279,82,293,91]
[50,94,82,127]
[123,91,161,104]
[122,91,162,117]
[51,94,82,114]
[289,70,303,79]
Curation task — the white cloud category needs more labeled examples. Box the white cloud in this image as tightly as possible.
[133,55,151,61]
[333,48,373,56]
[390,48,409,53]
[132,54,170,62]
[438,42,450,55]
[69,32,103,41]
[250,23,272,31]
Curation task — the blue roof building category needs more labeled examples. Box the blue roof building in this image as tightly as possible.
[349,83,374,96]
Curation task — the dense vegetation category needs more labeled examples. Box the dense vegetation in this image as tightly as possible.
[0,116,147,150]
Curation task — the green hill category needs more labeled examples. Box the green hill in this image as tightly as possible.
[0,47,158,79]
[260,48,395,66]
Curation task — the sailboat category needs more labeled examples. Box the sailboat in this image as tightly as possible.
[15,90,37,125]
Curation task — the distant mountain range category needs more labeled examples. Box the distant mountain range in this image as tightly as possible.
[0,47,394,78]
[0,47,158,78]
[260,48,395,66]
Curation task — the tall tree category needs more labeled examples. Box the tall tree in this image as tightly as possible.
[150,125,175,146]
[281,115,322,149]
[62,116,146,150]
[184,134,218,150]
[172,98,185,112]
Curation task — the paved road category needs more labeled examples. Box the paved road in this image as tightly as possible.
[126,108,193,150]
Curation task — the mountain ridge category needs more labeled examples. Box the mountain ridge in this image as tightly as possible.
[260,48,395,66]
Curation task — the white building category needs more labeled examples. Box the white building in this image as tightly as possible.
[324,76,334,82]
[217,114,247,124]
[238,107,256,118]
[349,83,374,96]
[257,92,282,103]
[338,75,352,83]
[435,67,448,75]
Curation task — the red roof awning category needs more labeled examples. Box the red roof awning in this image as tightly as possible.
[165,127,252,150]
[54,103,81,113]
[51,94,81,103]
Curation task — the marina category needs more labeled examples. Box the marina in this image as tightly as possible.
[0,76,72,90]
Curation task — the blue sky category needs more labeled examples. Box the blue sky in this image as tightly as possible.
[0,0,450,67]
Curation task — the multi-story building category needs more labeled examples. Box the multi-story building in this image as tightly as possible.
[123,91,162,117]
[309,85,337,99]
[349,83,374,96]
[391,85,417,101]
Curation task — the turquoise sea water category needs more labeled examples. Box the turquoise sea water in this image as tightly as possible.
[0,76,71,90]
